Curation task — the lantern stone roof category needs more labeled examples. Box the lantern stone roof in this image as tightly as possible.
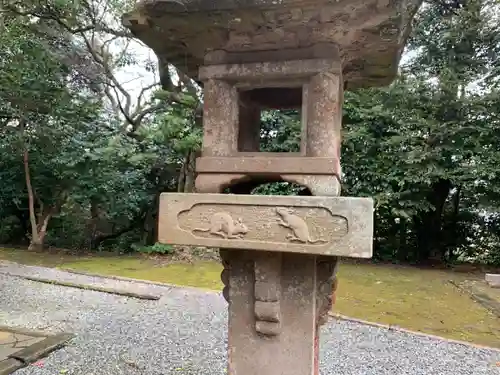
[122,0,421,89]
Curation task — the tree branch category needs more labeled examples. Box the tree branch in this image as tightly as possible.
[137,83,160,108]
[2,4,134,38]
[131,103,168,129]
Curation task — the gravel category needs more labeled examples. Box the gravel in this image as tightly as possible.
[0,262,498,375]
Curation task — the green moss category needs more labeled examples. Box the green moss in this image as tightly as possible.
[0,247,223,290]
[64,258,223,291]
[0,247,78,267]
[1,247,499,348]
[335,264,500,348]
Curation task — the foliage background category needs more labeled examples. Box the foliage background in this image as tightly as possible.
[1,0,500,265]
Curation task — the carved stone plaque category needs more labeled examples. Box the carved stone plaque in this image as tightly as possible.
[158,193,373,258]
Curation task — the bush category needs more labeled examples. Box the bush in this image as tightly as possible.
[131,242,174,255]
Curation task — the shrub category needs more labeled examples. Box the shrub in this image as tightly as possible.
[131,242,174,255]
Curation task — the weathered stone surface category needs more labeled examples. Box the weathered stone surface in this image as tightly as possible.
[199,58,341,81]
[0,331,45,359]
[195,65,343,196]
[122,0,422,89]
[0,327,73,375]
[224,250,318,375]
[196,156,340,174]
[158,193,373,258]
[305,72,342,159]
[202,79,238,157]
[9,334,74,364]
[254,253,282,335]
[316,256,339,326]
[485,273,500,288]
[0,358,23,375]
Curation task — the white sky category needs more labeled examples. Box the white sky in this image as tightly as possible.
[114,39,157,102]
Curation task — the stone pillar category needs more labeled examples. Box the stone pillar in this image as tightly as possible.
[224,250,318,375]
[306,72,343,177]
[304,72,343,374]
[195,79,243,193]
[223,253,339,375]
[202,79,239,156]
[238,93,261,152]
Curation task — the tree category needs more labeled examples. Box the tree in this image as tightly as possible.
[342,0,500,263]
[0,13,105,250]
[1,0,202,250]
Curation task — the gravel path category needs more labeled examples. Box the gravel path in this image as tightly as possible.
[0,262,498,375]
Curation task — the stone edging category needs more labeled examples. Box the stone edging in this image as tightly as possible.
[0,272,161,300]
[328,312,500,352]
[0,329,73,375]
[448,280,500,318]
[9,333,74,364]
[59,267,221,295]
[0,326,49,338]
[1,260,221,295]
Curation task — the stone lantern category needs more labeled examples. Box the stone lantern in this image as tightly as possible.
[122,1,421,374]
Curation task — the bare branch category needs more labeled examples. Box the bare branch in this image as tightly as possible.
[176,68,200,97]
[2,4,134,38]
[104,86,121,117]
[110,85,135,127]
[3,0,186,138]
[131,103,168,129]
[137,83,160,108]
[81,32,133,116]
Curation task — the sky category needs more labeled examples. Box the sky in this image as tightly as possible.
[113,39,157,108]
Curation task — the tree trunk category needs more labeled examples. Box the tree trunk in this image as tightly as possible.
[184,150,197,193]
[22,121,45,251]
[88,197,103,250]
[177,150,198,193]
[414,179,452,264]
[142,192,161,245]
[30,210,52,251]
[445,186,461,263]
[177,157,187,192]
[397,218,408,262]
[22,119,59,251]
